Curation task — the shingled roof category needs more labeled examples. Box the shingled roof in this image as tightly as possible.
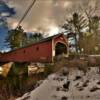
[33,33,63,43]
[3,33,64,54]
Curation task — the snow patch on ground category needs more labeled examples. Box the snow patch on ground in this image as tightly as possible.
[16,67,100,100]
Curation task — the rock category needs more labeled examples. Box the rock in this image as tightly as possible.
[82,80,89,87]
[62,67,69,76]
[97,81,100,85]
[61,96,68,100]
[74,76,82,81]
[56,87,60,91]
[63,81,70,90]
[78,87,84,91]
[90,86,100,92]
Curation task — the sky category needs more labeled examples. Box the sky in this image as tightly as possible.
[7,0,72,35]
[7,0,96,35]
[0,0,15,51]
[7,0,99,34]
[0,0,100,51]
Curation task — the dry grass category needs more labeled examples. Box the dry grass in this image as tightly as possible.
[0,73,46,100]
[0,55,100,100]
[54,55,100,72]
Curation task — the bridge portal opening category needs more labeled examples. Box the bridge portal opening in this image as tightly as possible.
[55,42,67,56]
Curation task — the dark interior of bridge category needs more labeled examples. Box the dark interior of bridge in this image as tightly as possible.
[55,42,67,56]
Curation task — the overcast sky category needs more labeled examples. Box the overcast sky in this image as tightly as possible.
[0,0,99,51]
[6,0,100,35]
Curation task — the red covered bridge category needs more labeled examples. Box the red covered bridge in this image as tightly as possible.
[0,33,68,63]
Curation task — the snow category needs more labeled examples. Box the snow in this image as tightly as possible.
[16,67,100,100]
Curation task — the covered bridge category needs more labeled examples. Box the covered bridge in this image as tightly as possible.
[0,33,68,63]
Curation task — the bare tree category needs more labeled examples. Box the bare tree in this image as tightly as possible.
[63,0,100,54]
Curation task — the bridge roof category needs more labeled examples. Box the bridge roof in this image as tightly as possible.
[3,33,64,54]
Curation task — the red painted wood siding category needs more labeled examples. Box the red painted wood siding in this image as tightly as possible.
[54,35,67,46]
[0,41,52,63]
[0,34,68,63]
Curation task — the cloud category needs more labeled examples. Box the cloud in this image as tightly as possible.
[6,0,69,34]
[6,0,100,35]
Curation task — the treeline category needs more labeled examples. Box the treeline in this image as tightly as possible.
[5,26,44,50]
[62,0,100,54]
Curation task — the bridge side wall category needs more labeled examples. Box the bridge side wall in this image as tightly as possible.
[0,41,52,63]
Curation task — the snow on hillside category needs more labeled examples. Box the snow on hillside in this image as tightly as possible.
[16,67,100,100]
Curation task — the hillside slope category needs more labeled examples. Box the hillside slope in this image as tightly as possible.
[16,67,100,100]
